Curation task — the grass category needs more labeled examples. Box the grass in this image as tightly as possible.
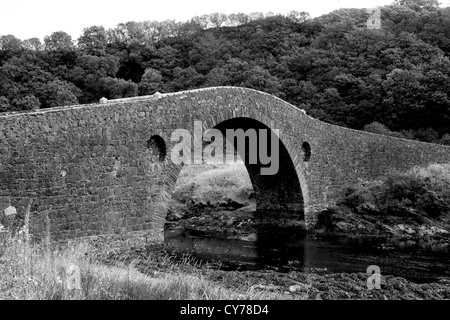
[173,162,254,205]
[0,219,283,300]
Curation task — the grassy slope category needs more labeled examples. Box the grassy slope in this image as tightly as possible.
[173,163,254,205]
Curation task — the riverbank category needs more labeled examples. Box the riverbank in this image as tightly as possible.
[100,244,450,300]
[168,163,450,244]
[311,164,450,244]
[1,221,449,300]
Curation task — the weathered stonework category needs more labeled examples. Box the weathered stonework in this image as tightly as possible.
[1,87,450,244]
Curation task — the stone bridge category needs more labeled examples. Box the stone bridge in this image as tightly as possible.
[1,87,450,244]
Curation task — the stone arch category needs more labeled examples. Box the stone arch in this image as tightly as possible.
[151,116,307,240]
[212,117,304,217]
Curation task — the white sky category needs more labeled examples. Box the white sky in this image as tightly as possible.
[0,0,444,41]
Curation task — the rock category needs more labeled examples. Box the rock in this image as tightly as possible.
[356,202,378,214]
[4,206,16,217]
[289,284,312,292]
[336,221,353,232]
[418,225,449,236]
[430,226,448,234]
[239,233,257,241]
[235,203,256,213]
[251,284,281,291]
[226,217,235,226]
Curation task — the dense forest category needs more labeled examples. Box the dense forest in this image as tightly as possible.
[1,0,450,144]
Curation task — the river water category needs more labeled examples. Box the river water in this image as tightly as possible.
[164,228,450,284]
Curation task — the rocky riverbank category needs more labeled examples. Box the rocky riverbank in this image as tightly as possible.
[168,163,450,245]
[310,204,450,244]
[100,245,450,300]
[166,194,450,246]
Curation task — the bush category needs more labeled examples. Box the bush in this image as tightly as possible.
[0,96,11,112]
[363,122,404,138]
[439,134,450,146]
[342,163,450,218]
[11,95,41,111]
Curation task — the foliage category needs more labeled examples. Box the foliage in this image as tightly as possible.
[363,122,405,138]
[0,96,11,112]
[1,3,450,145]
[139,68,163,95]
[44,31,74,51]
[342,163,450,218]
[11,95,41,111]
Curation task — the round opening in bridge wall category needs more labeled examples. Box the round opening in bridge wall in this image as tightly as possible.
[147,135,167,162]
[302,142,311,162]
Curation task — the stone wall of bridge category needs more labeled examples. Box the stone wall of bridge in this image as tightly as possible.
[1,87,450,244]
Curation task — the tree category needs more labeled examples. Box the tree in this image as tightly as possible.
[287,11,311,23]
[440,134,450,146]
[205,67,229,86]
[11,95,41,111]
[227,13,250,26]
[150,45,182,78]
[22,38,44,51]
[44,31,74,50]
[0,35,23,51]
[77,26,108,55]
[113,21,159,45]
[0,96,11,112]
[364,122,405,138]
[382,68,426,130]
[0,56,54,103]
[249,12,265,21]
[208,13,228,28]
[191,15,210,29]
[67,54,120,102]
[99,77,138,99]
[42,80,81,108]
[139,68,163,95]
[240,66,283,96]
[188,32,226,73]
[392,0,441,11]
[170,67,204,91]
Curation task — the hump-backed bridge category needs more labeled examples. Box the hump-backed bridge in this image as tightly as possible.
[1,87,450,244]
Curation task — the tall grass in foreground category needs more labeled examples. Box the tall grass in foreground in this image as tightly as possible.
[0,219,281,300]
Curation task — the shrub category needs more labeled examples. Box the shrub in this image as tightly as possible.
[439,134,450,146]
[342,163,450,218]
[0,96,11,112]
[363,122,404,138]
